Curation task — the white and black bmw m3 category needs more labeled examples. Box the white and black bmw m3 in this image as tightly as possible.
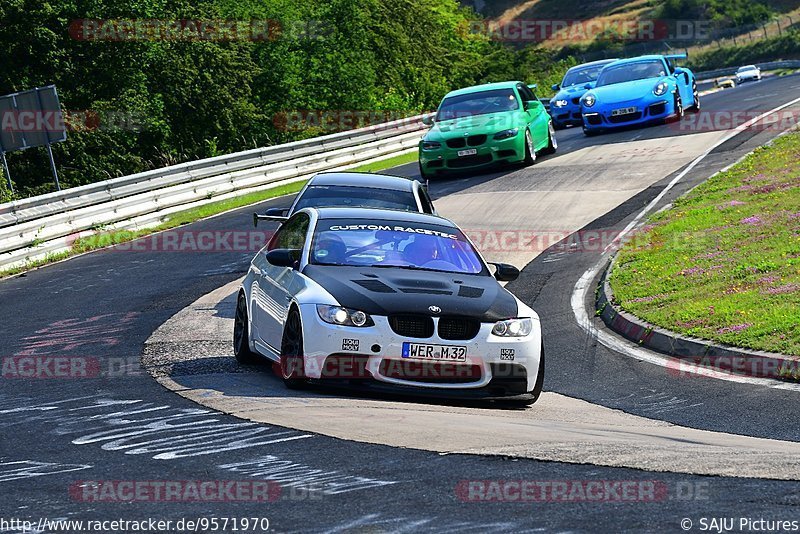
[235,207,544,403]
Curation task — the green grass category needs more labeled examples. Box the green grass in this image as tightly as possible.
[347,151,418,173]
[609,130,800,355]
[1,150,419,278]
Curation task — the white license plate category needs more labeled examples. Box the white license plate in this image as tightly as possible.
[611,106,637,116]
[402,342,467,362]
[457,149,477,157]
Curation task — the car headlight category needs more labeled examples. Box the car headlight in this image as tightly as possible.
[653,81,669,96]
[582,94,596,108]
[317,305,374,327]
[492,318,533,337]
[552,99,568,108]
[493,128,519,140]
[421,140,441,151]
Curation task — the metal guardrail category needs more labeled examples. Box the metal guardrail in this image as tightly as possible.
[695,60,800,80]
[0,115,427,270]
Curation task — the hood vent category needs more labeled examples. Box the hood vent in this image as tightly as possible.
[458,286,484,298]
[400,288,452,295]
[354,279,396,293]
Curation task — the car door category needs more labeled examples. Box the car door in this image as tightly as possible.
[518,83,548,148]
[254,212,310,353]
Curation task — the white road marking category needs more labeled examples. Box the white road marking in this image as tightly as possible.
[743,93,777,101]
[0,461,92,483]
[575,96,800,385]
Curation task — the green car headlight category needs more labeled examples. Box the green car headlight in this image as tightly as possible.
[422,141,442,151]
[493,128,519,140]
[582,94,596,108]
[492,318,533,337]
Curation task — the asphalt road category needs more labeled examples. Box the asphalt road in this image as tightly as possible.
[2,74,800,533]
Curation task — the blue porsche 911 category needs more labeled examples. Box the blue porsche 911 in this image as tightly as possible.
[580,54,699,135]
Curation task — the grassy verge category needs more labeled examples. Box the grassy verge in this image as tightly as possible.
[347,150,418,173]
[609,130,800,356]
[1,151,419,278]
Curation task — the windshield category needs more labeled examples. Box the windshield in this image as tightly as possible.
[311,219,486,275]
[737,66,757,72]
[596,60,667,86]
[293,185,417,212]
[561,64,608,87]
[436,89,519,121]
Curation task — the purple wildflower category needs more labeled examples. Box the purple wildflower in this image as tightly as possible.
[740,215,763,225]
[763,284,800,295]
[717,323,752,334]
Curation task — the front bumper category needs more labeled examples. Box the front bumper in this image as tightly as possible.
[297,303,542,395]
[550,102,583,127]
[582,97,675,131]
[419,134,524,175]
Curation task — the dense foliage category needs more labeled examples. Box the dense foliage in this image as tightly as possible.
[0,0,572,200]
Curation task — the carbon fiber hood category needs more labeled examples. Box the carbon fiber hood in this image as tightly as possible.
[302,265,518,321]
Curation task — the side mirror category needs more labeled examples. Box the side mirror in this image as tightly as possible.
[491,262,519,282]
[421,114,435,126]
[551,83,560,91]
[266,248,301,268]
[583,83,592,90]
[525,100,543,112]
[673,67,685,76]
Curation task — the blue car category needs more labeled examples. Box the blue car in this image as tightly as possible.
[580,54,700,135]
[549,59,617,130]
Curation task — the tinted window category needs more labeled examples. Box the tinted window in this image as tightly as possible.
[268,212,309,251]
[293,185,417,212]
[311,219,486,275]
[561,64,608,87]
[518,84,536,102]
[596,60,667,86]
[436,89,519,121]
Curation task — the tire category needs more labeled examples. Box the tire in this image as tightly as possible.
[418,162,433,181]
[688,81,700,113]
[540,122,558,155]
[233,292,260,365]
[668,93,684,123]
[523,129,536,165]
[277,307,307,389]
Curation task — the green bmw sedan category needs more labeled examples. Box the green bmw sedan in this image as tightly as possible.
[419,81,556,179]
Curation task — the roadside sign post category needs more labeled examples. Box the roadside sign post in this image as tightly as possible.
[1,151,12,193]
[46,144,60,191]
[0,85,67,193]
